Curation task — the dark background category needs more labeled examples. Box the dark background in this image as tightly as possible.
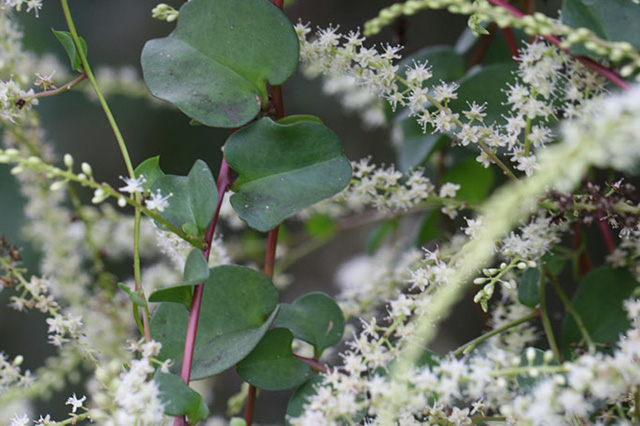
[0,0,560,422]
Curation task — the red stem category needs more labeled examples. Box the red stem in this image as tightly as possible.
[597,210,616,255]
[294,354,328,373]
[486,0,630,90]
[244,384,257,425]
[22,71,88,101]
[174,159,232,426]
[502,27,519,59]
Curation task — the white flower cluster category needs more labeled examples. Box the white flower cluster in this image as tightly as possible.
[0,354,32,393]
[3,0,42,16]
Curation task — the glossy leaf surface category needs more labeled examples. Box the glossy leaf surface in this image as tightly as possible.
[148,249,210,309]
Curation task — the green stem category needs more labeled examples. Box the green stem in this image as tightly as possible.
[60,0,135,179]
[538,265,562,362]
[546,271,595,354]
[453,311,538,357]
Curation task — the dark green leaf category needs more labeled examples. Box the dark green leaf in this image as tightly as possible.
[416,209,443,246]
[483,28,528,64]
[236,328,310,390]
[225,118,352,232]
[274,292,345,357]
[397,45,466,89]
[442,156,495,204]
[155,372,210,423]
[366,220,398,255]
[305,213,338,240]
[562,0,640,56]
[518,268,541,308]
[561,266,637,358]
[52,29,88,72]
[393,111,447,173]
[148,249,210,308]
[141,0,299,127]
[278,115,324,125]
[449,63,518,126]
[134,156,166,192]
[543,253,567,276]
[151,160,217,239]
[151,265,279,380]
[286,375,324,425]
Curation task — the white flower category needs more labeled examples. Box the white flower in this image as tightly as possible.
[146,190,171,212]
[118,175,145,194]
[9,414,29,426]
[65,393,86,413]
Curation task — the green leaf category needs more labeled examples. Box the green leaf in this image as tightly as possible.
[518,268,541,308]
[236,328,310,390]
[397,45,466,89]
[442,156,495,204]
[274,292,345,357]
[543,253,567,276]
[449,63,518,126]
[561,266,637,358]
[151,160,217,239]
[52,29,88,72]
[134,156,166,192]
[151,265,279,380]
[117,282,146,307]
[155,372,210,423]
[415,209,442,246]
[278,115,324,125]
[225,118,352,232]
[305,213,338,240]
[562,0,640,56]
[286,375,324,425]
[141,0,299,128]
[366,220,398,255]
[516,348,560,393]
[483,28,528,65]
[148,249,210,308]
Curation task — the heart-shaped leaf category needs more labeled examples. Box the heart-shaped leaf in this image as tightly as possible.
[224,117,352,232]
[151,159,217,239]
[151,265,279,380]
[155,372,210,423]
[236,328,310,390]
[148,249,210,309]
[141,0,299,128]
[274,292,345,358]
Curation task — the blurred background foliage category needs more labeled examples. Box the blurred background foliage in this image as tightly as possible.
[0,0,561,422]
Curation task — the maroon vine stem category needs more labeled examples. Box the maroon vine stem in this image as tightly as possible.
[244,4,286,424]
[486,0,631,91]
[19,71,87,102]
[174,159,232,426]
[597,210,616,255]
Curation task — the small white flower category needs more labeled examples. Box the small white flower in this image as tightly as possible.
[146,190,171,212]
[65,393,86,413]
[118,175,145,194]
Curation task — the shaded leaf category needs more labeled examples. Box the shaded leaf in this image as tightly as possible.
[561,266,637,358]
[151,265,279,380]
[155,372,209,423]
[274,292,345,357]
[151,160,217,239]
[286,375,323,425]
[236,328,310,390]
[149,249,210,309]
[225,118,351,232]
[442,156,495,204]
[141,0,299,127]
[518,268,541,308]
